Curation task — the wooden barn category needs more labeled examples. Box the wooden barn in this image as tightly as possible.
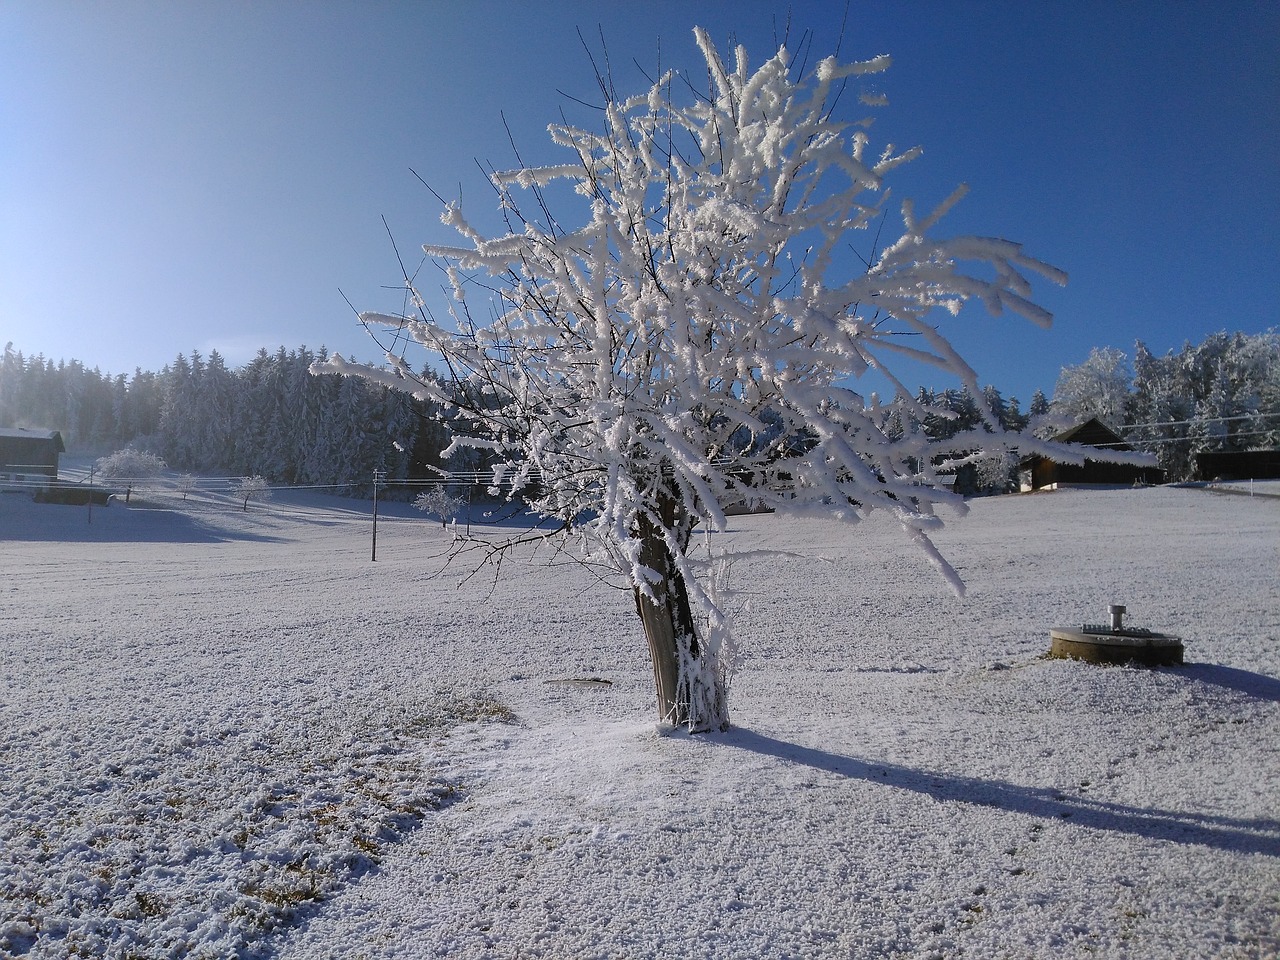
[0,427,65,492]
[1018,417,1163,492]
[1195,448,1280,481]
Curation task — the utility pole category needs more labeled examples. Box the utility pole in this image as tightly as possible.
[371,468,385,561]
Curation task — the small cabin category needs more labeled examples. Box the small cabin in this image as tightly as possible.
[1019,417,1163,492]
[0,427,65,493]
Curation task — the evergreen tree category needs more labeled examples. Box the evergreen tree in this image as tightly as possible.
[0,344,22,427]
[129,368,163,444]
[197,351,237,470]
[1028,389,1050,418]
[1003,395,1028,433]
[159,354,199,468]
[233,349,274,476]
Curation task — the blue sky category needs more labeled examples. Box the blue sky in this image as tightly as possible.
[2,1,1276,405]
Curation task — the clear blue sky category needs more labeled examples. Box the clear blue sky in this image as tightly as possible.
[2,1,1277,405]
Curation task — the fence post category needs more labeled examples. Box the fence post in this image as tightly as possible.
[371,468,385,561]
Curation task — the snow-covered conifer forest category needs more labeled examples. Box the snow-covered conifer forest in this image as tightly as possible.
[0,344,446,494]
[2,328,1274,494]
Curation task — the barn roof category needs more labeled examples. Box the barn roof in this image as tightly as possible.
[1050,417,1132,452]
[0,427,66,452]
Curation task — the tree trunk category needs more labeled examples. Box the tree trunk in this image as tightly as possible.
[633,495,728,732]
[634,522,691,726]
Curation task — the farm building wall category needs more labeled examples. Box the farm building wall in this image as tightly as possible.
[0,428,65,491]
[1195,449,1280,481]
[1018,417,1163,491]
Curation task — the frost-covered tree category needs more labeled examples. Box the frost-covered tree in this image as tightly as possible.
[1257,357,1280,448]
[232,475,271,512]
[320,28,1076,731]
[413,486,464,527]
[1052,346,1131,426]
[1127,331,1279,479]
[96,446,167,503]
[176,473,198,501]
[96,446,167,479]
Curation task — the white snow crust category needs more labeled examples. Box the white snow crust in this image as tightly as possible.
[2,484,1277,958]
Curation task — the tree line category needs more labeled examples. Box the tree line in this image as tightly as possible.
[2,339,1040,497]
[1051,330,1280,480]
[0,343,451,494]
[4,329,1274,495]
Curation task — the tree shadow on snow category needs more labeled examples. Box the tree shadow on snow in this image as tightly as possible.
[725,728,1280,857]
[0,502,284,544]
[1178,662,1280,704]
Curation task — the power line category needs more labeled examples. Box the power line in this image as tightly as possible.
[1117,412,1280,431]
[1080,429,1279,448]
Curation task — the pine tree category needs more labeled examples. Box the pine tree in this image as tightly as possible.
[1029,389,1050,418]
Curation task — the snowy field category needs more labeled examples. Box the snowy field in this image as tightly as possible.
[2,482,1278,959]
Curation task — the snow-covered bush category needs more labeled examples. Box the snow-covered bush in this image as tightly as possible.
[320,27,1087,731]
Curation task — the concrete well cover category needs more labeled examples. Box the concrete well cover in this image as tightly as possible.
[1049,627,1184,666]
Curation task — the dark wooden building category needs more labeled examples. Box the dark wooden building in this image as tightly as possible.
[1194,448,1280,481]
[0,427,65,492]
[1019,417,1163,491]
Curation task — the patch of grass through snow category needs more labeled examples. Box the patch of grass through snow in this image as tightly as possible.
[0,690,513,959]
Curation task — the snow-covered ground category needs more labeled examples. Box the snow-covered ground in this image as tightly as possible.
[2,483,1277,959]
